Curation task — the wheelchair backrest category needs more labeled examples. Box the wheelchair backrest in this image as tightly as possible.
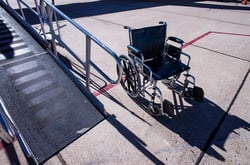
[129,24,166,63]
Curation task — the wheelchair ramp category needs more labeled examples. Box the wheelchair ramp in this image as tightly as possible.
[0,13,104,163]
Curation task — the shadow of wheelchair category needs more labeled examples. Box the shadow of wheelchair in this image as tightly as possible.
[132,88,249,162]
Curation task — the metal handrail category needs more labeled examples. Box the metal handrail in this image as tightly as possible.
[0,97,14,142]
[0,96,35,162]
[0,1,123,163]
[4,0,122,91]
[43,0,122,89]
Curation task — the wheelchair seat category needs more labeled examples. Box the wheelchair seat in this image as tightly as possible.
[148,57,190,80]
[129,24,189,80]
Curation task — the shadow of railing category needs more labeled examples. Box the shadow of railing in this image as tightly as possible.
[0,19,14,59]
[58,54,153,126]
[1,141,21,165]
[106,114,165,165]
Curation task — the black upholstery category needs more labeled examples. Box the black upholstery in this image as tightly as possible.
[167,45,181,60]
[130,25,166,66]
[149,57,190,80]
[129,24,190,80]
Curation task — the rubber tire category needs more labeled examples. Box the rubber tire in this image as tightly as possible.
[193,86,204,102]
[163,99,174,117]
[118,55,141,98]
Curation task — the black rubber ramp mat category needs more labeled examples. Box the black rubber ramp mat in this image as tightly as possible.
[0,53,104,163]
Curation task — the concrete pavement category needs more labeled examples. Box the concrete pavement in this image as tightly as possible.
[0,0,249,164]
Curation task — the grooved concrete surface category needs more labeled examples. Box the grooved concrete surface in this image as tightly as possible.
[0,0,250,165]
[0,3,104,164]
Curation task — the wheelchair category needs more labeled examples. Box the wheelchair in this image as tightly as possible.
[118,21,204,117]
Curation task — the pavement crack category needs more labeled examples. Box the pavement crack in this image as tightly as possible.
[192,44,250,62]
[90,16,125,28]
[195,68,250,164]
[57,153,67,165]
[149,8,250,27]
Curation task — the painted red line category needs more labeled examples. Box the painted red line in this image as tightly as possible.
[0,31,248,150]
[92,32,212,97]
[93,83,116,96]
[183,31,250,49]
[182,31,211,48]
[93,31,250,96]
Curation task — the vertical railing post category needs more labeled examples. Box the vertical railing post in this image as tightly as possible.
[8,0,121,89]
[86,36,91,91]
[34,0,48,41]
[16,0,26,20]
[46,4,58,56]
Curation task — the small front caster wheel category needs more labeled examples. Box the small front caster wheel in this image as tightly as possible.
[182,87,193,98]
[148,103,162,116]
[163,100,174,117]
[193,86,204,102]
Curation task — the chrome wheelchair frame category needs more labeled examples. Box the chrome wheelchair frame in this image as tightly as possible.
[119,22,204,117]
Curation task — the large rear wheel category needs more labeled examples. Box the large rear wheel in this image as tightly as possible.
[118,55,141,98]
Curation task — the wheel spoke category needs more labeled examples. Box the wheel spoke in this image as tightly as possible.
[128,77,135,92]
[123,60,129,74]
[127,77,132,92]
[119,55,141,97]
[121,77,127,87]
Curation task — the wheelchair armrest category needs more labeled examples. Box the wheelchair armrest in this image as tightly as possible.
[166,44,181,60]
[168,36,184,45]
[127,45,144,62]
[127,45,141,55]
